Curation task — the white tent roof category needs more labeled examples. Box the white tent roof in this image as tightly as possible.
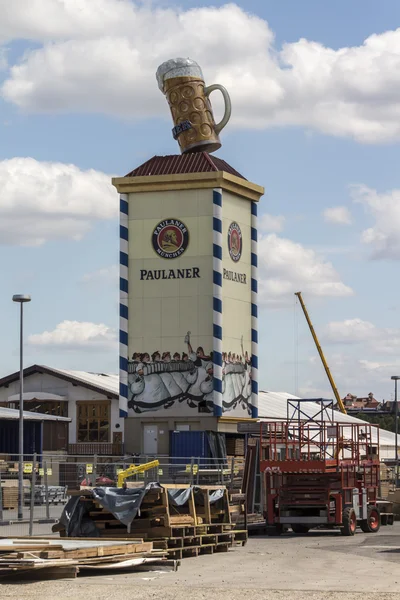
[7,392,66,402]
[0,406,71,422]
[37,366,119,396]
[258,391,398,450]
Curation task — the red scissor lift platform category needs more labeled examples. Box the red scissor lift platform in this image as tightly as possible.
[260,399,392,536]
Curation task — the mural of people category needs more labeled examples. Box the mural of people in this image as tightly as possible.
[127,332,252,414]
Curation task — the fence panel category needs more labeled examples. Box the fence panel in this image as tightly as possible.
[0,453,245,537]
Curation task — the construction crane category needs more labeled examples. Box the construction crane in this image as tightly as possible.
[117,459,160,488]
[294,291,347,414]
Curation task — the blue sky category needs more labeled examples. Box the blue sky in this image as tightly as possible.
[1,0,400,401]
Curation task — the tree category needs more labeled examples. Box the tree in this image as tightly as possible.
[355,412,396,433]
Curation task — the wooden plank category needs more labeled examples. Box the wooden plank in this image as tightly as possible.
[188,488,198,525]
[160,482,171,527]
[0,566,79,580]
[169,515,195,525]
[202,490,212,524]
[38,541,154,560]
[0,545,64,552]
[162,484,227,490]
[140,506,169,516]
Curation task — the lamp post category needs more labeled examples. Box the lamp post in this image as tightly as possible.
[391,375,400,486]
[12,294,31,520]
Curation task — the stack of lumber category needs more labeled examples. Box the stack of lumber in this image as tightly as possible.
[226,437,245,456]
[226,456,245,494]
[1,479,31,510]
[0,538,177,580]
[229,492,247,529]
[57,484,248,560]
[380,463,395,499]
[2,485,18,510]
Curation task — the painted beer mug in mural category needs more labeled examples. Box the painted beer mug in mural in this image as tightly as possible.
[156,58,232,154]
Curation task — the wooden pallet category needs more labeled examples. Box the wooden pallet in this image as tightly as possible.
[71,484,233,535]
[58,484,247,560]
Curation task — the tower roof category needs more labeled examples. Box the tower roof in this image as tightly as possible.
[125,152,246,180]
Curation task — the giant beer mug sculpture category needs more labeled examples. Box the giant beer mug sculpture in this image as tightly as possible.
[156,58,231,154]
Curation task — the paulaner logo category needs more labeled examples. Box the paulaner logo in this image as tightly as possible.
[152,219,189,259]
[228,221,242,262]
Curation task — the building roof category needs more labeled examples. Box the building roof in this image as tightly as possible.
[257,391,397,448]
[0,406,71,422]
[0,365,118,399]
[7,392,66,402]
[125,153,246,179]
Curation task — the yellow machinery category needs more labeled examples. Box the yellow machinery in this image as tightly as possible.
[117,459,160,488]
[295,291,347,414]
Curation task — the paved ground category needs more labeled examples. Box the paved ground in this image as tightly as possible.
[0,505,63,537]
[1,524,400,599]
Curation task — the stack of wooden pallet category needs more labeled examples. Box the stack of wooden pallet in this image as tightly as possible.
[226,456,246,494]
[1,484,18,510]
[380,463,395,499]
[226,438,245,457]
[0,538,177,580]
[59,484,247,559]
[1,479,31,510]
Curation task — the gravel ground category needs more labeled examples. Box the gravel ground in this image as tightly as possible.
[1,524,400,599]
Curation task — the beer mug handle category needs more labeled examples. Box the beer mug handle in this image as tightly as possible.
[204,84,232,134]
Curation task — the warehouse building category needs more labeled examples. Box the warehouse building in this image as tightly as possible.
[0,365,123,456]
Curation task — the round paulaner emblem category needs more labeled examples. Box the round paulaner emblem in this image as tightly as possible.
[228,222,242,262]
[152,219,189,259]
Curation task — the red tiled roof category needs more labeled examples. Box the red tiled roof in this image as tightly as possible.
[125,152,246,180]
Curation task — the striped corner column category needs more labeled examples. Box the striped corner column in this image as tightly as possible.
[119,193,129,418]
[251,201,259,418]
[212,188,223,417]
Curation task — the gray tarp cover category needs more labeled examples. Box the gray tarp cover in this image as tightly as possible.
[60,483,225,535]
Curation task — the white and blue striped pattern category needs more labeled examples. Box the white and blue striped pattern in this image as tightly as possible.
[251,201,258,418]
[119,193,129,417]
[213,188,223,417]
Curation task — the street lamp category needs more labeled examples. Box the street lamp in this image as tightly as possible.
[12,294,31,520]
[391,375,400,486]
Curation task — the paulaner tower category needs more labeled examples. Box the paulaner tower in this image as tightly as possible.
[113,58,264,454]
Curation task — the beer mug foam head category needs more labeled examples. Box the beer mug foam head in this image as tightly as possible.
[156,57,204,93]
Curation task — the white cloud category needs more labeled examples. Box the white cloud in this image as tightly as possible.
[351,184,400,258]
[0,0,140,42]
[28,320,117,350]
[298,351,400,400]
[0,157,117,246]
[324,318,400,355]
[322,206,352,225]
[324,318,379,343]
[258,213,285,233]
[81,265,119,284]
[2,2,400,142]
[258,234,353,306]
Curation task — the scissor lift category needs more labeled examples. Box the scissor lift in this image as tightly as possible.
[260,399,393,536]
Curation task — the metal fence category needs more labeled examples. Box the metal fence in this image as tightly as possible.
[0,454,245,538]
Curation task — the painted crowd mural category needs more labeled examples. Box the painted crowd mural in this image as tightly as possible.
[127,333,252,415]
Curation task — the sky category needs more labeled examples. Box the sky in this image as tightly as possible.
[1,0,400,402]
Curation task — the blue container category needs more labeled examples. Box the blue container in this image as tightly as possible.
[170,430,210,465]
[0,420,42,456]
